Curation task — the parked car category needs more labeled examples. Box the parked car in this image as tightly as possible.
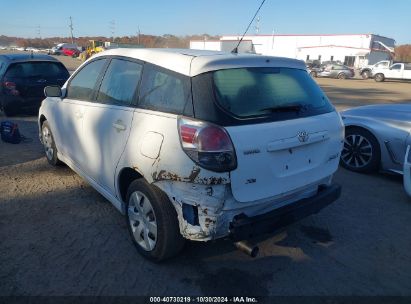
[372,63,411,82]
[0,54,69,116]
[359,60,390,79]
[340,104,411,175]
[39,49,343,261]
[404,146,411,197]
[61,48,80,57]
[50,43,79,55]
[318,64,354,79]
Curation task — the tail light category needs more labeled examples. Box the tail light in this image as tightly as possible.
[178,117,237,172]
[3,81,19,96]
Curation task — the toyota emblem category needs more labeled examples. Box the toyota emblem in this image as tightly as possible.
[298,131,309,142]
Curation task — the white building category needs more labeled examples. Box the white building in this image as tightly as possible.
[190,34,395,68]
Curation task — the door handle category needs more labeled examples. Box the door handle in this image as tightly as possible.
[112,120,127,131]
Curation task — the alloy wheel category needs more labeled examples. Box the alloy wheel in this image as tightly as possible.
[341,134,373,169]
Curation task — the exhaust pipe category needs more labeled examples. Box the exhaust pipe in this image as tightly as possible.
[234,241,259,258]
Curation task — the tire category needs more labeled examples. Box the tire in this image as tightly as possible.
[2,106,17,117]
[340,127,380,173]
[361,70,370,80]
[126,179,185,262]
[338,73,347,80]
[41,121,62,166]
[374,73,385,82]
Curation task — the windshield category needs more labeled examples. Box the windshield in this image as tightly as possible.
[212,67,332,118]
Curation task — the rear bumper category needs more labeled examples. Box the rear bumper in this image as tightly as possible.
[229,183,341,241]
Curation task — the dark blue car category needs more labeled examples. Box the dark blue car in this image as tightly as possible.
[0,53,69,116]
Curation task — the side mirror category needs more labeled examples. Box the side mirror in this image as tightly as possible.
[44,85,62,98]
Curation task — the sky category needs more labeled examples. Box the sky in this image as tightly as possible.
[0,0,410,44]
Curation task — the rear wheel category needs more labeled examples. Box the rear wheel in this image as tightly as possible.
[338,73,347,80]
[2,105,17,116]
[126,179,185,262]
[340,127,380,173]
[374,73,385,82]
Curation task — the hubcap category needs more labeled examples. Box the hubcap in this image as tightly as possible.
[128,191,157,251]
[341,134,373,169]
[42,126,54,160]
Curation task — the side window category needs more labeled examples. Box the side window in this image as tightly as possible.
[391,64,401,70]
[97,59,142,106]
[66,59,106,101]
[138,64,192,115]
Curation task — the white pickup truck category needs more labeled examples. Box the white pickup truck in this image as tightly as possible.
[360,60,391,79]
[372,63,411,82]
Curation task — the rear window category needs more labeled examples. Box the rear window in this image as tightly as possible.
[5,62,69,78]
[212,67,332,118]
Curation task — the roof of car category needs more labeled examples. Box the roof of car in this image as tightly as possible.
[0,53,59,63]
[92,48,306,76]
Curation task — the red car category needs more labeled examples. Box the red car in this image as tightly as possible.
[62,48,80,57]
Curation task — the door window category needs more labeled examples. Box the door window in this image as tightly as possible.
[66,59,107,101]
[391,64,401,70]
[139,64,192,115]
[96,58,142,106]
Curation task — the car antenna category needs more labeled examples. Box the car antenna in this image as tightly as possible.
[231,0,266,54]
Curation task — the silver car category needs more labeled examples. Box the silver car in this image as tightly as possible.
[318,64,355,79]
[340,104,411,174]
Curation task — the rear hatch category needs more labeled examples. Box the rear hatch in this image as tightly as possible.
[4,61,69,100]
[198,67,343,202]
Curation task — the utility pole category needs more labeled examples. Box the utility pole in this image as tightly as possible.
[36,25,41,39]
[137,26,141,45]
[110,20,115,42]
[69,16,74,44]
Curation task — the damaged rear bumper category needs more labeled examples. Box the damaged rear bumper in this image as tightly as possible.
[229,183,341,241]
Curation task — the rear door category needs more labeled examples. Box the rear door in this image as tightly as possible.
[80,57,142,194]
[211,67,343,202]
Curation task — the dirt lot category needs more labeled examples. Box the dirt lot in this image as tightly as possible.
[1,53,411,297]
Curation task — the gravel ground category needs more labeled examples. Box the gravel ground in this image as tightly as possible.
[1,54,411,297]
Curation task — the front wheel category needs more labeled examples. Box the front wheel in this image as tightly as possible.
[340,127,380,173]
[41,121,61,166]
[126,179,185,262]
[361,70,370,79]
[374,73,385,82]
[338,73,347,80]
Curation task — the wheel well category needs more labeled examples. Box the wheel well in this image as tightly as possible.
[118,167,143,203]
[39,115,47,127]
[345,125,381,152]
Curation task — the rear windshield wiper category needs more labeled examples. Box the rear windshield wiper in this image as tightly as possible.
[259,104,308,113]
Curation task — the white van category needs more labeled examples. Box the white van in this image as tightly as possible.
[39,48,343,261]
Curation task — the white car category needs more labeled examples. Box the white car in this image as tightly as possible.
[39,48,343,261]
